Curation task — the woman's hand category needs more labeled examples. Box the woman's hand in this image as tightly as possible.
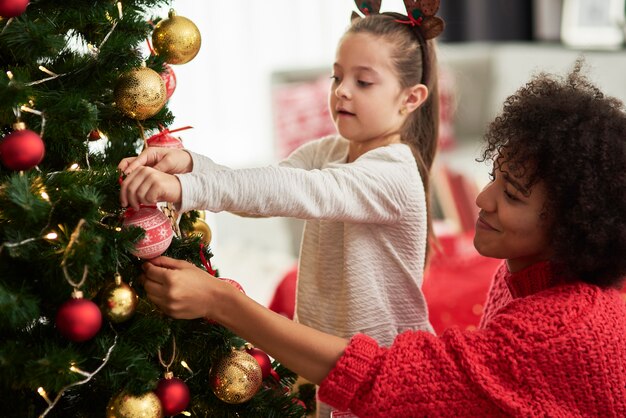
[118,147,193,176]
[141,256,227,320]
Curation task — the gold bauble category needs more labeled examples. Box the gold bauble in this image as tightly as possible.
[191,217,212,245]
[114,66,167,120]
[152,9,201,65]
[209,350,262,404]
[100,273,138,323]
[106,391,163,418]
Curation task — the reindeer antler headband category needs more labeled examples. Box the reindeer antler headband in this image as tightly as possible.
[353,0,444,40]
[352,0,444,85]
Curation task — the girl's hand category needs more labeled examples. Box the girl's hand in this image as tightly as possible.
[118,147,193,176]
[141,256,227,320]
[119,167,182,209]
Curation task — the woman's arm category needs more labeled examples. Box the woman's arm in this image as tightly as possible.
[141,256,348,384]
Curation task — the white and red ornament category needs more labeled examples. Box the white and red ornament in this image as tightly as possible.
[0,0,29,18]
[154,372,190,416]
[0,122,44,171]
[146,125,191,149]
[160,65,177,99]
[55,290,102,342]
[246,346,272,379]
[122,205,173,259]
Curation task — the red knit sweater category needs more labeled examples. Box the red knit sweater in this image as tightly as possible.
[318,261,626,417]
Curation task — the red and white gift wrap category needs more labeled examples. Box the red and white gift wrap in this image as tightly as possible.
[122,206,173,259]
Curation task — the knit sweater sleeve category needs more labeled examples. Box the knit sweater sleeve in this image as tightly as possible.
[175,145,417,223]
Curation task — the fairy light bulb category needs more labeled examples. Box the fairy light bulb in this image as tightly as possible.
[37,387,52,405]
[45,232,58,240]
[68,163,79,171]
[180,360,193,374]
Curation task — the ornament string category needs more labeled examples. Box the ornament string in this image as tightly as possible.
[157,336,177,372]
[0,199,57,256]
[1,17,13,34]
[38,325,119,418]
[199,243,216,275]
[18,105,46,138]
[60,219,89,289]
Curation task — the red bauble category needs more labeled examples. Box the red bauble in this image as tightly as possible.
[0,0,29,18]
[122,206,173,259]
[154,374,190,416]
[146,132,183,149]
[246,347,272,379]
[0,124,45,171]
[160,65,177,100]
[55,293,102,342]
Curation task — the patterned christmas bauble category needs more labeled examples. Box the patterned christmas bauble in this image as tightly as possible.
[122,206,173,260]
[99,273,138,323]
[0,0,29,18]
[160,65,177,99]
[114,66,167,120]
[151,9,201,65]
[106,391,163,418]
[55,291,102,342]
[154,373,190,416]
[209,350,262,404]
[0,122,45,171]
[246,347,272,379]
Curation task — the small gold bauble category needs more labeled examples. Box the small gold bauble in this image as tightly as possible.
[100,273,138,323]
[152,9,201,65]
[191,217,212,245]
[114,66,167,120]
[106,391,163,418]
[209,350,262,404]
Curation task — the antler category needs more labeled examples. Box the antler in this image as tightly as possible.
[353,0,382,16]
[401,0,445,39]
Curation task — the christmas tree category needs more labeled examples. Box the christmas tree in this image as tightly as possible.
[0,1,312,416]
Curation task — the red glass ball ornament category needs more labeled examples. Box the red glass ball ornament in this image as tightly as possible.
[146,132,183,149]
[0,0,29,18]
[55,292,102,342]
[0,123,45,171]
[154,374,190,416]
[160,65,177,100]
[122,206,173,259]
[246,347,272,379]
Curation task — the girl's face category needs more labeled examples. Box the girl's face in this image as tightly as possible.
[329,32,419,156]
[473,160,553,272]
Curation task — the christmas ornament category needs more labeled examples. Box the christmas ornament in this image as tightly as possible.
[99,273,138,323]
[146,125,191,149]
[0,122,45,171]
[0,0,29,18]
[160,64,177,99]
[114,66,167,120]
[246,346,272,379]
[209,349,262,404]
[106,391,163,418]
[88,129,103,141]
[154,372,190,416]
[190,217,211,245]
[55,290,102,342]
[151,9,201,65]
[123,206,173,259]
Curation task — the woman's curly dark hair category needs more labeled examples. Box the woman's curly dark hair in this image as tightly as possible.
[480,60,626,288]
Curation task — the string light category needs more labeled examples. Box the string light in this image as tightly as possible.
[37,387,52,405]
[180,360,193,374]
[6,71,13,80]
[180,412,191,417]
[41,191,50,201]
[38,66,58,77]
[68,163,80,171]
[44,232,58,240]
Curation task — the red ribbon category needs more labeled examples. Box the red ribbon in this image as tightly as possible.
[199,243,216,275]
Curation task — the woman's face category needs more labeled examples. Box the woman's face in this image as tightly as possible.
[473,160,553,272]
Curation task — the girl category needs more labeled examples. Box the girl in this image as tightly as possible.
[140,64,626,416]
[120,6,443,347]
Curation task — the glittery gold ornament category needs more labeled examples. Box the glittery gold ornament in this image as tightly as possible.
[106,391,163,418]
[114,66,167,120]
[99,273,138,323]
[191,217,212,245]
[209,349,262,404]
[151,9,201,65]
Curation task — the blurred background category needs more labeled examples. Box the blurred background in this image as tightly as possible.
[156,0,625,333]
